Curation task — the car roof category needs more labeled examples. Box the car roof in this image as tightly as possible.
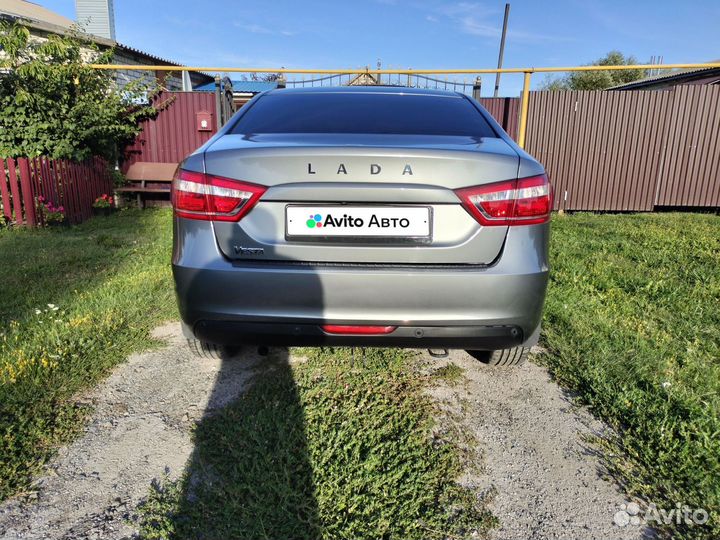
[265,85,464,98]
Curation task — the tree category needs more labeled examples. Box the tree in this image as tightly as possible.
[539,51,647,91]
[0,22,158,162]
[247,72,283,82]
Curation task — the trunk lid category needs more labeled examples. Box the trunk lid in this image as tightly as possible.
[205,134,519,265]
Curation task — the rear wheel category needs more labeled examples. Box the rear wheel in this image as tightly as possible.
[187,339,239,360]
[467,346,528,366]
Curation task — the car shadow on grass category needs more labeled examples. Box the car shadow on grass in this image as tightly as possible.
[139,347,322,540]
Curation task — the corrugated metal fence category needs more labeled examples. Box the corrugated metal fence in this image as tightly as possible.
[521,85,720,211]
[1,157,112,226]
[122,91,217,172]
[120,86,719,212]
[478,97,520,141]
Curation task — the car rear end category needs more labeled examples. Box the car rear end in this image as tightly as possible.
[171,87,550,352]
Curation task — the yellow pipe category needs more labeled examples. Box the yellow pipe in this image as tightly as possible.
[518,72,532,149]
[79,61,720,150]
[85,63,720,74]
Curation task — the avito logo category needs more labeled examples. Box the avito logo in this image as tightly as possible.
[305,212,410,229]
[305,214,324,228]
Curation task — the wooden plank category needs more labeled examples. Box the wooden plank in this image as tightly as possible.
[17,158,37,226]
[115,187,171,193]
[63,160,79,224]
[125,162,178,182]
[0,159,12,222]
[77,161,89,221]
[7,159,24,224]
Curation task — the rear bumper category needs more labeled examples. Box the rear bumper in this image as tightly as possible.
[192,321,524,349]
[172,219,549,349]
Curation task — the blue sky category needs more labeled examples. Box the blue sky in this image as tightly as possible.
[40,0,720,96]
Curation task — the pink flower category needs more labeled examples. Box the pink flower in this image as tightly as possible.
[38,195,45,203]
[58,206,64,213]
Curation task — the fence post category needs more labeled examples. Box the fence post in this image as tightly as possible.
[472,77,482,100]
[0,159,12,223]
[17,158,37,227]
[214,74,223,128]
[517,71,532,149]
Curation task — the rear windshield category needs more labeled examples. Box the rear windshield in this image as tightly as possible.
[230,92,497,137]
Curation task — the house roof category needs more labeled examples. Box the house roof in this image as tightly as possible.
[0,0,73,28]
[0,0,211,81]
[610,61,720,90]
[194,80,278,93]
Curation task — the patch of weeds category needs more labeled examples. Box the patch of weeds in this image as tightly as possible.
[95,232,127,248]
[137,347,497,539]
[431,363,465,385]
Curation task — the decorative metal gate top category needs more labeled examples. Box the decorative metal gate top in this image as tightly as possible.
[284,72,482,99]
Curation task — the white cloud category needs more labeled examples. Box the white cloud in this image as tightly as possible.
[432,1,572,43]
[233,22,296,36]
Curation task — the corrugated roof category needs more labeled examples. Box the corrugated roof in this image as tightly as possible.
[114,42,191,68]
[0,1,211,81]
[610,61,720,90]
[194,80,278,93]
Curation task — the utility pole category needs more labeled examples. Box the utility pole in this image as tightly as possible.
[493,3,510,97]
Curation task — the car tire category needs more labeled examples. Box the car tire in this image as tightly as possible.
[187,339,238,360]
[466,347,528,366]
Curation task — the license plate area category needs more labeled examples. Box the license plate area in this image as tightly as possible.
[286,205,432,242]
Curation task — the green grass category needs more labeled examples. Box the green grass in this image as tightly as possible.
[1,210,494,538]
[137,348,495,540]
[430,363,465,385]
[3,209,718,539]
[0,209,175,500]
[540,212,719,539]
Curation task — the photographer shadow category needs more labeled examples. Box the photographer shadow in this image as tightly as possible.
[159,345,321,540]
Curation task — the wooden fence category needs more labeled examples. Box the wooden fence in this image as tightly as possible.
[0,157,112,226]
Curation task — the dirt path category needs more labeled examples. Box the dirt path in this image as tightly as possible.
[0,325,646,539]
[428,350,649,540]
[0,324,264,540]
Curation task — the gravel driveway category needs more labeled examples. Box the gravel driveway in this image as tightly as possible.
[0,324,649,539]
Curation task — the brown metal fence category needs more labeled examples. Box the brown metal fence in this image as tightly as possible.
[653,85,720,207]
[478,97,520,141]
[122,91,217,173]
[518,85,720,211]
[119,86,719,212]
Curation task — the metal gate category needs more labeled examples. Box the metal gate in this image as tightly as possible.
[215,76,236,127]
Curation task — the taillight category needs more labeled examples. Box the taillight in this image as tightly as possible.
[455,174,551,226]
[171,169,266,221]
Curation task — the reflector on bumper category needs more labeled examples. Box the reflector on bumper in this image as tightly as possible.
[321,325,398,335]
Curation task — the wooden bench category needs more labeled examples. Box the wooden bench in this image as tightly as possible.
[115,162,177,208]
